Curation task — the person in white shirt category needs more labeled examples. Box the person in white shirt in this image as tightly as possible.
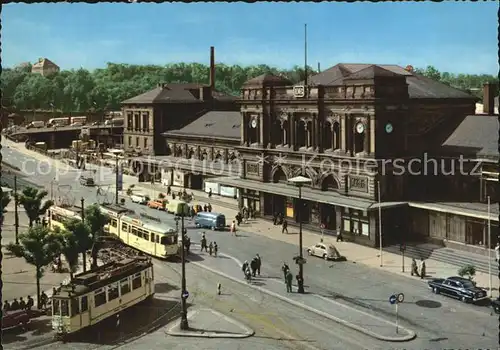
[495,243,500,262]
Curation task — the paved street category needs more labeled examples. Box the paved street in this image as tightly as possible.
[2,138,497,350]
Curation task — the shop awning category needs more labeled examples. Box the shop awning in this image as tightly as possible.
[368,201,408,210]
[210,176,376,211]
[409,202,498,222]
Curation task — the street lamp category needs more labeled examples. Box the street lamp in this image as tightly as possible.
[175,205,189,330]
[288,175,312,294]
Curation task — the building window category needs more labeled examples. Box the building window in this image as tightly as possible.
[127,112,133,131]
[333,122,340,150]
[142,112,150,132]
[144,138,148,149]
[136,137,139,147]
[354,126,365,153]
[296,120,307,148]
[128,136,132,146]
[134,113,140,131]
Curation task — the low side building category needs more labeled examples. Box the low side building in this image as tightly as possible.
[31,58,60,77]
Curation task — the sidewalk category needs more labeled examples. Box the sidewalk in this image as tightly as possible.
[189,250,415,342]
[135,182,497,297]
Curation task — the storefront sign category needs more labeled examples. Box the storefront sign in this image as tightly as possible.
[349,176,368,192]
[293,85,305,98]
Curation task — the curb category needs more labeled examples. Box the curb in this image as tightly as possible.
[165,308,255,339]
[191,261,416,342]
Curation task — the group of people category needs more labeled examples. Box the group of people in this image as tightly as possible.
[3,295,36,312]
[166,186,194,202]
[411,258,427,279]
[241,254,262,281]
[281,262,303,293]
[235,207,255,226]
[273,213,289,234]
[200,233,218,256]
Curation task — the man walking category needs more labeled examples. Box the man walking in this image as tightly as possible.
[282,219,288,234]
[285,270,293,293]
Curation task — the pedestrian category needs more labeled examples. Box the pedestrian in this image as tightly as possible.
[250,257,258,277]
[208,188,212,198]
[231,221,237,236]
[172,193,176,200]
[255,254,262,276]
[286,270,293,293]
[19,297,26,310]
[3,300,11,312]
[242,260,249,276]
[296,274,304,291]
[204,204,208,212]
[273,212,278,225]
[281,262,290,280]
[167,186,171,195]
[207,203,212,212]
[201,234,207,252]
[495,243,500,262]
[411,258,419,277]
[213,242,218,257]
[11,298,19,311]
[40,291,48,309]
[185,236,191,254]
[282,219,288,234]
[26,295,34,310]
[336,231,343,242]
[420,259,426,279]
[209,242,213,256]
[235,212,242,226]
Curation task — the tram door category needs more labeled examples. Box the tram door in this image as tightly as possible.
[152,233,157,256]
[144,269,151,296]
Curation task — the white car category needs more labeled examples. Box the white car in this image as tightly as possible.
[307,242,344,261]
[130,194,150,205]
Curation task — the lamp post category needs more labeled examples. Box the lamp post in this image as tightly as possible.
[288,175,312,294]
[377,179,383,267]
[176,209,189,330]
[487,196,492,297]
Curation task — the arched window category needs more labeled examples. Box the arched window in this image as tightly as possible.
[323,121,333,150]
[296,120,307,148]
[248,118,258,144]
[188,149,195,159]
[272,167,287,183]
[354,129,365,153]
[273,119,284,145]
[321,174,339,191]
[201,151,208,160]
[333,122,340,150]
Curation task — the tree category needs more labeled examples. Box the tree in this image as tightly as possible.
[64,217,92,272]
[55,227,80,280]
[19,225,63,309]
[15,187,54,227]
[1,192,11,226]
[84,204,109,269]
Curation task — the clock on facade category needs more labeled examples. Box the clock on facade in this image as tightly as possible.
[385,123,393,134]
[355,122,365,134]
[251,119,258,128]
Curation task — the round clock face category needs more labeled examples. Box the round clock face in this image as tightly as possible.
[355,122,365,134]
[385,123,393,134]
[251,119,257,128]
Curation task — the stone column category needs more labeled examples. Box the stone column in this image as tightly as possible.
[363,122,370,154]
[370,116,376,154]
[289,114,295,150]
[340,114,347,151]
[241,113,248,146]
[259,113,265,147]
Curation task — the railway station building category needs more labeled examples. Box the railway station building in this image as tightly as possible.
[133,63,498,254]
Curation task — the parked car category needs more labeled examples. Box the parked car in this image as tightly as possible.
[491,298,500,314]
[79,176,95,186]
[130,194,150,205]
[147,199,168,210]
[307,242,346,261]
[428,276,488,303]
[2,310,31,331]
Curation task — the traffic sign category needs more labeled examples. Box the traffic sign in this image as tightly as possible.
[320,223,325,229]
[182,290,189,299]
[397,293,405,303]
[389,294,397,305]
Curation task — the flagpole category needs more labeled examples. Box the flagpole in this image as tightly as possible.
[304,23,308,96]
[488,196,492,297]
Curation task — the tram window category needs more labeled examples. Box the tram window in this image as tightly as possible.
[156,235,159,243]
[108,283,119,301]
[131,227,138,236]
[81,296,88,312]
[53,299,60,315]
[137,229,143,239]
[143,231,149,241]
[132,273,142,290]
[61,299,69,316]
[111,219,117,228]
[71,298,80,316]
[94,289,107,307]
[173,235,178,244]
[151,233,155,242]
[120,278,131,295]
[160,236,168,245]
[122,223,128,232]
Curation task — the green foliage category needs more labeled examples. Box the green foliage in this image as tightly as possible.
[19,224,63,308]
[458,264,477,280]
[64,217,92,272]
[15,187,54,227]
[84,204,109,269]
[54,226,80,279]
[5,241,25,257]
[1,192,11,224]
[158,193,165,199]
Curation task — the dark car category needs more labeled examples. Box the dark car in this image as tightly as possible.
[428,276,488,303]
[491,298,500,314]
[2,310,31,331]
[79,176,95,186]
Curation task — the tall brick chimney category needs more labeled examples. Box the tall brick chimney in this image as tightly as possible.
[483,82,498,115]
[209,46,215,90]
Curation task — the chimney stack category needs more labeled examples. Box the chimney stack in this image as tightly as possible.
[317,62,321,73]
[483,82,497,115]
[209,46,215,90]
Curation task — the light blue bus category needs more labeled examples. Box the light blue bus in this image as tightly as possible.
[194,212,226,231]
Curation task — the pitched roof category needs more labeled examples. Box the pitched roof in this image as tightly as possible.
[32,58,59,69]
[122,83,236,104]
[243,73,292,87]
[305,63,475,99]
[164,111,241,139]
[442,114,499,158]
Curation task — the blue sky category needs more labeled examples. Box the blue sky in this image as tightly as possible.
[2,2,498,74]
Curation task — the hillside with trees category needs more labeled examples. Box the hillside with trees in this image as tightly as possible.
[1,62,497,113]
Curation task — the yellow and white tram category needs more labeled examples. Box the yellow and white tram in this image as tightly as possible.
[47,205,82,231]
[51,257,154,335]
[99,205,179,259]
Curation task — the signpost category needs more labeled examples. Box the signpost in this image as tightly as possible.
[389,293,404,334]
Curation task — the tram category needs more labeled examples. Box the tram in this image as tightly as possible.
[51,256,154,336]
[47,205,82,231]
[99,204,179,259]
